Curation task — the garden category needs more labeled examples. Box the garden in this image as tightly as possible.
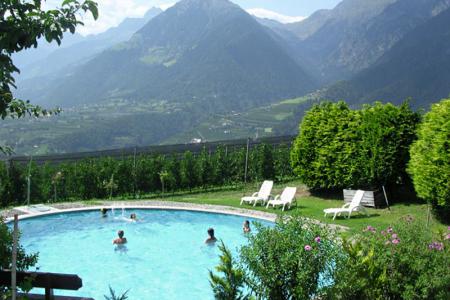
[1,99,449,299]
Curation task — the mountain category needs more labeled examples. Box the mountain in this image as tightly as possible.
[27,0,316,110]
[325,7,450,108]
[15,7,162,83]
[288,0,450,83]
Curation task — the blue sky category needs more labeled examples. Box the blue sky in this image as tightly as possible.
[45,0,341,35]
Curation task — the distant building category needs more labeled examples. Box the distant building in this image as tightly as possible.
[190,138,202,144]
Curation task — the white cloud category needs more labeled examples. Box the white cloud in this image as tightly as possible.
[42,0,177,36]
[247,8,306,24]
[158,2,176,10]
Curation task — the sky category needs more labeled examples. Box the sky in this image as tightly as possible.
[45,0,341,36]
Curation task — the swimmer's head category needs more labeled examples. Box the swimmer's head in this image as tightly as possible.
[130,213,136,219]
[101,208,108,214]
[244,220,250,227]
[207,228,215,237]
[118,230,124,238]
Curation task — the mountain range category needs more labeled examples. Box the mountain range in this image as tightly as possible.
[3,0,450,154]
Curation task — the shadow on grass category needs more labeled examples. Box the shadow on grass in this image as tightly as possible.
[327,213,381,221]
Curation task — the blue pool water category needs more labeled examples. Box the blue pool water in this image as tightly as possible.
[18,209,270,299]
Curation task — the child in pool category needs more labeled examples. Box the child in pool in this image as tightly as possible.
[243,220,251,233]
[205,228,217,244]
[100,208,108,217]
[113,230,127,245]
[130,213,137,221]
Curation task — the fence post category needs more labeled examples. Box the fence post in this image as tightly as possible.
[11,214,18,300]
[244,138,250,184]
[26,156,33,206]
[133,147,137,198]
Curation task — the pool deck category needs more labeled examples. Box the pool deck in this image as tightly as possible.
[1,201,348,231]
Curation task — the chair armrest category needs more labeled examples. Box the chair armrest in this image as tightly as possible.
[342,203,351,208]
[252,192,258,197]
[274,195,281,201]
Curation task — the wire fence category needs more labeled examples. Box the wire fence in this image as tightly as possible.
[3,135,296,165]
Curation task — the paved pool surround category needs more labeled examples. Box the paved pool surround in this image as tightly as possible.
[2,200,348,231]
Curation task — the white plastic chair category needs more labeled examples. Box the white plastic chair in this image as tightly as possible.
[266,187,297,211]
[240,180,273,207]
[323,190,368,220]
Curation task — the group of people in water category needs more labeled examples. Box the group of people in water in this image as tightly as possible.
[101,208,252,246]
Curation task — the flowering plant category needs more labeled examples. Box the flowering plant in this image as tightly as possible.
[328,216,450,299]
[239,215,339,299]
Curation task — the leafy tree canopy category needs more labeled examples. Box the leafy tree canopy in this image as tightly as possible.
[0,0,98,153]
[408,98,450,219]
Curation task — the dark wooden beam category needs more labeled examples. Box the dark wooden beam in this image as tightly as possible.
[0,270,83,290]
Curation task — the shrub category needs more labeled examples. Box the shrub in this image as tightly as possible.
[209,241,248,300]
[0,218,38,297]
[290,102,360,189]
[0,143,292,206]
[291,101,419,190]
[328,218,450,299]
[240,215,338,299]
[408,99,450,219]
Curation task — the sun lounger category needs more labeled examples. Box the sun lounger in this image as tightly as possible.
[323,189,368,220]
[266,187,297,211]
[240,180,273,206]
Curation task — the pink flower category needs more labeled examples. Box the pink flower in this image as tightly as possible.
[387,227,393,233]
[365,225,376,233]
[392,239,400,245]
[392,233,398,239]
[447,226,450,231]
[435,243,444,251]
[430,242,444,251]
[314,236,321,243]
[445,234,450,240]
[381,230,386,235]
[304,245,312,251]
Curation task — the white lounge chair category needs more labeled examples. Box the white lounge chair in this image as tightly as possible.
[266,187,297,211]
[240,180,273,207]
[323,190,368,220]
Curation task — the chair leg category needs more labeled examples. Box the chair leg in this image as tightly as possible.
[333,212,337,220]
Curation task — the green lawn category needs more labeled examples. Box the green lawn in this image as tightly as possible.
[153,180,445,234]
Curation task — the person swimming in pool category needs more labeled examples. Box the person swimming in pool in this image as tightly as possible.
[101,208,109,217]
[243,220,251,233]
[205,227,217,244]
[130,213,137,221]
[113,230,127,245]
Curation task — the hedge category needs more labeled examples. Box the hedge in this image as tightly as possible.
[0,144,294,207]
[291,101,420,190]
[408,98,450,219]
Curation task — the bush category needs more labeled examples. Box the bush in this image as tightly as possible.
[239,215,338,299]
[1,218,39,297]
[209,241,248,300]
[291,101,419,190]
[0,143,292,206]
[329,218,450,299]
[408,99,450,219]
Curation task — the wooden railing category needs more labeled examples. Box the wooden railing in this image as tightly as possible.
[0,270,93,300]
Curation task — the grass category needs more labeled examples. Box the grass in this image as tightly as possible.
[155,180,446,234]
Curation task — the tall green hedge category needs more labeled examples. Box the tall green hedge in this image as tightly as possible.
[291,101,420,190]
[408,99,450,218]
[0,143,293,207]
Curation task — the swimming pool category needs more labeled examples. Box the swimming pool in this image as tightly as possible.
[18,209,271,299]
